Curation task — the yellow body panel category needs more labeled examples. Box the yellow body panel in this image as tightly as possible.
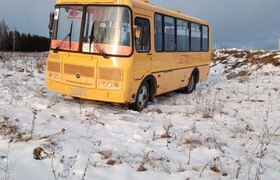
[47,51,136,103]
[47,0,212,104]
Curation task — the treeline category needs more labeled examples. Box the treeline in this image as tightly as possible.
[0,19,50,52]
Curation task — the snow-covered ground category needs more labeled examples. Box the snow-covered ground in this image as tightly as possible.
[0,49,280,180]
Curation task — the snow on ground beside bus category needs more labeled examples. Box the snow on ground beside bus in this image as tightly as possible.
[0,50,280,180]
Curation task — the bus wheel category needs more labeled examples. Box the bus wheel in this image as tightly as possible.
[129,82,149,111]
[185,73,196,93]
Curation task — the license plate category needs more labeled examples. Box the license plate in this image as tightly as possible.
[69,88,86,96]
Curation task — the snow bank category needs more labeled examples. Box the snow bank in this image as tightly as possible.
[0,50,280,180]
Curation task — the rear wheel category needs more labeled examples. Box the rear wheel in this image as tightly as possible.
[185,73,196,93]
[128,83,149,111]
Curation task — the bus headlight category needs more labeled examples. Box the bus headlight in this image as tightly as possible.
[103,82,113,87]
[114,82,119,88]
[99,80,121,90]
[49,73,59,79]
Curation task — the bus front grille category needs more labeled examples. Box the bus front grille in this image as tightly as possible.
[64,64,95,78]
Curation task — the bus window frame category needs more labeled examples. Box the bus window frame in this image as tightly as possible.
[163,15,176,52]
[202,25,209,52]
[134,17,151,53]
[154,13,163,52]
[52,5,84,53]
[190,22,202,52]
[153,12,210,53]
[176,19,190,52]
[51,4,134,58]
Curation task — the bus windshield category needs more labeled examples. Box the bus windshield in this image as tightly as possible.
[52,6,132,56]
[52,6,83,51]
[82,6,132,56]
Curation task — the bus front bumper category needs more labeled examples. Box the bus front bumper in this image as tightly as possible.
[46,79,131,104]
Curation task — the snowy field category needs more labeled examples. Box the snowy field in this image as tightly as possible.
[0,49,280,180]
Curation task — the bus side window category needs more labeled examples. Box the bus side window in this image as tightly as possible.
[176,19,190,52]
[135,17,150,52]
[191,23,201,51]
[202,26,209,51]
[164,16,175,52]
[154,13,163,52]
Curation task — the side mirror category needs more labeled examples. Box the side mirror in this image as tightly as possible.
[48,12,54,37]
[48,12,55,38]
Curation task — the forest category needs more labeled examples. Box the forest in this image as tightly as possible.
[0,19,50,52]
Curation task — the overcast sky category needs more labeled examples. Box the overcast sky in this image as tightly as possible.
[0,0,279,50]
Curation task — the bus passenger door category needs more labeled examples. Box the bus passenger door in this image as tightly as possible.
[133,17,152,80]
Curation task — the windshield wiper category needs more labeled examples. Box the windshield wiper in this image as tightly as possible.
[89,22,109,59]
[54,21,73,53]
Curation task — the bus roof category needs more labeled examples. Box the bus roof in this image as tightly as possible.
[55,0,209,26]
[131,0,209,25]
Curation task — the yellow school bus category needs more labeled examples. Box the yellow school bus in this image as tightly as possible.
[46,0,211,111]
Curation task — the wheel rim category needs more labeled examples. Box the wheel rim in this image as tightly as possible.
[187,75,194,91]
[137,85,148,109]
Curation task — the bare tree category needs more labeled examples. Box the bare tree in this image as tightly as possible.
[0,19,9,50]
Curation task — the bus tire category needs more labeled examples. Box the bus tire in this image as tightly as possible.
[185,72,197,94]
[147,77,157,102]
[128,82,150,111]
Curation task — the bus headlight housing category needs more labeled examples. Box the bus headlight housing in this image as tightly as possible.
[49,73,59,79]
[98,68,122,90]
[99,80,122,90]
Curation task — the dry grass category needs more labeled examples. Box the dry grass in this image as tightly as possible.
[137,163,147,172]
[0,121,18,137]
[160,123,173,139]
[106,160,117,166]
[98,151,112,160]
[249,55,280,67]
[216,50,280,68]
[202,109,213,119]
[214,56,227,62]
[226,70,251,80]
[183,138,202,148]
[153,122,173,141]
[232,51,249,59]
[210,165,221,173]
[36,62,44,74]
[0,52,47,75]
[0,117,23,143]
[214,49,280,83]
